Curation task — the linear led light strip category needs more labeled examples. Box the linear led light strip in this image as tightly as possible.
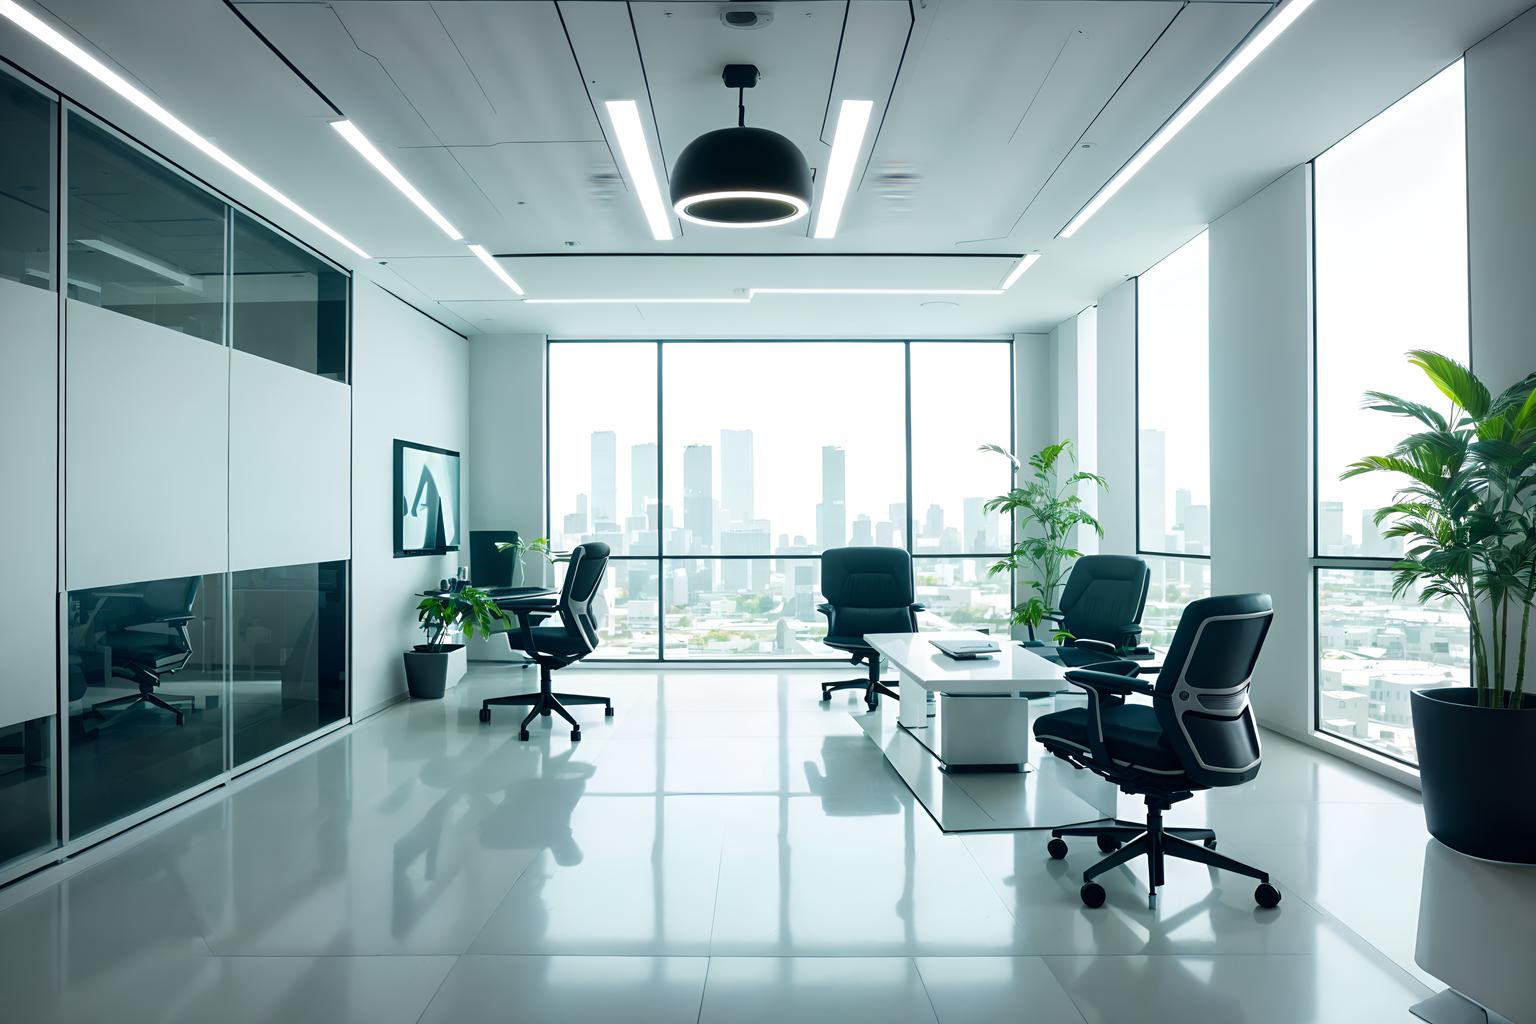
[468,244,525,296]
[331,120,461,240]
[813,99,874,239]
[1058,0,1317,239]
[77,237,194,287]
[0,0,371,260]
[605,100,673,241]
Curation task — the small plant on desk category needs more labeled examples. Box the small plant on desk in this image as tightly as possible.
[495,537,558,586]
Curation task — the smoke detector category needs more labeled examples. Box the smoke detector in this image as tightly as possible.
[720,7,773,29]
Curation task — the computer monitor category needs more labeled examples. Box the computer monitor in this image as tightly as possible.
[469,530,520,587]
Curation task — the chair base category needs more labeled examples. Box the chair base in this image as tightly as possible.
[480,664,612,742]
[1048,798,1278,910]
[821,653,899,709]
[91,684,192,727]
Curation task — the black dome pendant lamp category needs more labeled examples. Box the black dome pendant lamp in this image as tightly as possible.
[670,64,812,229]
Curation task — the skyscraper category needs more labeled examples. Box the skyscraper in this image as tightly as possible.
[591,430,617,529]
[851,514,873,547]
[720,428,754,529]
[631,442,657,524]
[1321,500,1345,553]
[1139,428,1167,546]
[817,445,846,550]
[924,504,944,539]
[964,496,992,552]
[683,444,713,554]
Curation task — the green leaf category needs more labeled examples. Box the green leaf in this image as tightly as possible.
[1408,349,1491,418]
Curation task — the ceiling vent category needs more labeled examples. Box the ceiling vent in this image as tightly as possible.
[720,7,772,30]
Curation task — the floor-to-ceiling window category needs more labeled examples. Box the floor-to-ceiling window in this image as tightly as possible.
[1136,231,1211,644]
[547,340,1014,659]
[1312,61,1471,765]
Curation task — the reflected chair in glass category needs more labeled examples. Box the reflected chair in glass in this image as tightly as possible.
[817,546,923,709]
[91,576,202,727]
[1031,554,1150,667]
[480,542,614,742]
[1034,593,1281,910]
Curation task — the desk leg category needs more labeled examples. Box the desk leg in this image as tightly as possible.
[898,673,929,729]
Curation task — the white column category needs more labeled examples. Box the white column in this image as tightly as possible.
[1208,165,1313,736]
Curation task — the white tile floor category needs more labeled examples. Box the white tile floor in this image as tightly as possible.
[0,666,1451,1022]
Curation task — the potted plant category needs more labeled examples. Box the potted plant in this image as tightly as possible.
[495,536,557,588]
[979,440,1107,643]
[1346,350,1536,862]
[404,586,510,699]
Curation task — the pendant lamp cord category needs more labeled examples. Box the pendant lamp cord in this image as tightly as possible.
[737,87,745,127]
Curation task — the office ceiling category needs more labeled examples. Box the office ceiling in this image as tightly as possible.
[3,0,1530,336]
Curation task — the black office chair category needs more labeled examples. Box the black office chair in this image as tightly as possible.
[1036,554,1150,667]
[817,546,923,709]
[92,576,202,726]
[1034,593,1280,911]
[479,542,614,742]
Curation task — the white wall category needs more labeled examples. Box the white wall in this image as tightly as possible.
[1466,7,1536,695]
[1095,281,1138,555]
[350,280,469,719]
[467,334,546,545]
[1208,165,1314,735]
[0,278,58,729]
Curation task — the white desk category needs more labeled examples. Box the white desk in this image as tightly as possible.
[865,630,1070,771]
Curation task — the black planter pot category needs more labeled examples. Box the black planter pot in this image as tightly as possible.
[1412,686,1536,864]
[403,645,464,700]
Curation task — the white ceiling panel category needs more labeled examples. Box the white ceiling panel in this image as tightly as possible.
[858,0,1181,247]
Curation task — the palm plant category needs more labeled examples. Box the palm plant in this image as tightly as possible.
[415,586,510,652]
[980,440,1107,639]
[1344,350,1536,710]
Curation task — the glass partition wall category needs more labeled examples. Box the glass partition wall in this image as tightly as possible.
[1312,61,1472,765]
[0,69,58,872]
[0,77,352,880]
[547,340,1015,659]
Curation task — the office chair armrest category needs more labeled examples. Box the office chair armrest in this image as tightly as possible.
[1064,667,1155,696]
[816,602,832,618]
[1070,637,1117,654]
[909,603,926,613]
[1065,668,1154,765]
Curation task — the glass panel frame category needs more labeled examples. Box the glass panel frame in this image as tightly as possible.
[1310,61,1473,768]
[1135,231,1211,560]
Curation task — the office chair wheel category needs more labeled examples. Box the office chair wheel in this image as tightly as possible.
[571,728,582,742]
[1080,882,1106,909]
[605,704,614,717]
[1254,883,1282,909]
[174,711,185,726]
[1096,835,1122,853]
[541,707,551,716]
[1047,838,1069,860]
[1204,838,1218,850]
[820,688,831,702]
[518,729,530,742]
[479,708,491,723]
